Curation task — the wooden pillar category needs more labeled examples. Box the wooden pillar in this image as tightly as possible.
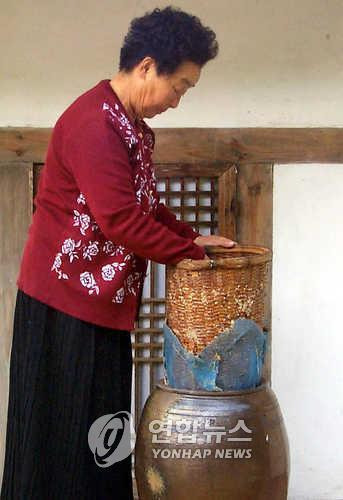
[236,163,274,384]
[0,162,33,483]
[218,164,238,240]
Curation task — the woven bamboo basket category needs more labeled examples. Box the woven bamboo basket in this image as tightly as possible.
[166,245,272,354]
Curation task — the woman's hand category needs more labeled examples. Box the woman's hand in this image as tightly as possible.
[194,235,237,248]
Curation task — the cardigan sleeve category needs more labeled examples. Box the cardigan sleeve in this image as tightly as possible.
[155,201,201,241]
[62,116,206,265]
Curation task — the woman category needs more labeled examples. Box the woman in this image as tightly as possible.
[1,6,235,500]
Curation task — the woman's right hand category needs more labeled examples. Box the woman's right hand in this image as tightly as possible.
[194,235,237,260]
[194,235,237,248]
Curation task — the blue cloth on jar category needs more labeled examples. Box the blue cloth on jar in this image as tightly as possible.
[163,319,268,391]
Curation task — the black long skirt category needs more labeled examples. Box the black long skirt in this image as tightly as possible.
[0,289,134,500]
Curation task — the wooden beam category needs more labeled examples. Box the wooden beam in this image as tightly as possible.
[154,161,229,177]
[2,127,343,165]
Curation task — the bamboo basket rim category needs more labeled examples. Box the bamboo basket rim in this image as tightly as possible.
[171,244,272,270]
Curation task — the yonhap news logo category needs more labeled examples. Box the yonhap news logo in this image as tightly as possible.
[149,416,253,460]
[88,412,254,465]
[88,411,136,467]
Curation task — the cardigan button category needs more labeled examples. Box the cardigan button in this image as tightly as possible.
[138,132,143,139]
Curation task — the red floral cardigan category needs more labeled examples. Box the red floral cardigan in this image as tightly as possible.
[17,79,205,330]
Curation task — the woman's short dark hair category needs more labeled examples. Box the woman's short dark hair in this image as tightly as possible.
[119,6,219,75]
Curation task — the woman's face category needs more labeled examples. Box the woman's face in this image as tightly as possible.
[135,59,202,119]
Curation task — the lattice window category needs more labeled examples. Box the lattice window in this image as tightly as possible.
[131,176,219,429]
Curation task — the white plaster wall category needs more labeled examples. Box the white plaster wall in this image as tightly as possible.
[1,0,343,127]
[273,164,343,500]
[1,1,343,498]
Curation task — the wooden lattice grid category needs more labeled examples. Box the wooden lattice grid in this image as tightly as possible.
[131,175,219,430]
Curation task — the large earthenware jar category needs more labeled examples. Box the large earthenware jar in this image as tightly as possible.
[135,380,289,500]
